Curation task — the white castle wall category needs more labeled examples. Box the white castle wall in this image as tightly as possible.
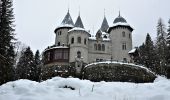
[55,28,70,45]
[68,30,89,63]
[88,40,111,63]
[109,27,132,62]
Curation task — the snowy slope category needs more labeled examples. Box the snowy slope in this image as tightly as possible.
[0,76,170,100]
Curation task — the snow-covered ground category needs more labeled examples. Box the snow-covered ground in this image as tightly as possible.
[0,76,170,100]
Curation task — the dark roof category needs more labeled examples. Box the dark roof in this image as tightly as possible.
[113,16,127,23]
[61,11,74,26]
[100,16,109,32]
[113,12,127,23]
[75,15,84,28]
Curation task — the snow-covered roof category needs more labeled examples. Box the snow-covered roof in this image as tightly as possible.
[128,48,137,54]
[61,11,74,26]
[68,27,89,33]
[44,46,69,52]
[111,22,130,27]
[55,11,74,32]
[74,15,84,28]
[88,36,110,41]
[100,16,109,32]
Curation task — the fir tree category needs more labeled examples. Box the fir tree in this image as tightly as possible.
[156,18,168,75]
[167,19,170,65]
[144,33,157,72]
[16,47,34,80]
[33,50,41,81]
[0,0,15,85]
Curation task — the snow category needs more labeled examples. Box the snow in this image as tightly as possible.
[0,76,170,100]
[85,61,154,74]
[56,24,74,29]
[111,22,130,27]
[44,46,69,52]
[89,36,110,41]
[128,48,137,54]
[68,27,89,33]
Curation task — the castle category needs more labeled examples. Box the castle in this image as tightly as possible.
[42,10,134,77]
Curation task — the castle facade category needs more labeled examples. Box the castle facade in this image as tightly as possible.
[42,10,133,76]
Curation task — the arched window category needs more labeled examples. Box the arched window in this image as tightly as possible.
[77,51,81,58]
[77,37,81,44]
[84,38,87,45]
[58,42,61,46]
[122,31,125,37]
[98,44,101,51]
[71,37,74,44]
[94,44,97,50]
[102,44,105,51]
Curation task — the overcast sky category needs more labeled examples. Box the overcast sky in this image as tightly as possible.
[13,0,170,52]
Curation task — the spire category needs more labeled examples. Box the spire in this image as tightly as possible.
[61,10,74,26]
[119,10,121,17]
[75,15,84,28]
[100,15,109,32]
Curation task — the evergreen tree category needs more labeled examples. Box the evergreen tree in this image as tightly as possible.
[16,47,34,80]
[144,33,157,72]
[167,19,170,64]
[33,50,41,81]
[0,0,15,85]
[156,18,168,75]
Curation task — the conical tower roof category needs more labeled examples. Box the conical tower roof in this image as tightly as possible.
[100,16,109,32]
[61,10,74,26]
[75,15,84,28]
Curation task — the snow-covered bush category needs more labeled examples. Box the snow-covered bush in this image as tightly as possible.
[83,62,156,83]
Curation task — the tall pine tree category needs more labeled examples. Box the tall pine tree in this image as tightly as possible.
[135,33,157,72]
[0,0,15,85]
[16,47,34,80]
[156,18,168,75]
[144,33,157,72]
[167,19,170,65]
[33,50,41,81]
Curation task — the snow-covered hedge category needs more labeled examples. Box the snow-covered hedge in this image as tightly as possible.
[83,61,156,83]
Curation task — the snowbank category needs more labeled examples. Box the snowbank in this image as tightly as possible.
[0,76,170,100]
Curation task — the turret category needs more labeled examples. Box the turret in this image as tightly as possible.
[108,12,133,62]
[54,10,74,46]
[68,14,90,64]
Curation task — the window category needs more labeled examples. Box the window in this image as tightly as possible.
[77,51,81,58]
[122,43,126,50]
[58,42,61,46]
[94,44,97,50]
[122,31,125,37]
[47,52,50,61]
[71,37,74,44]
[129,33,131,38]
[63,49,69,59]
[98,44,101,51]
[58,31,62,35]
[123,58,127,63]
[77,37,81,43]
[102,44,105,51]
[54,49,62,60]
[84,38,87,45]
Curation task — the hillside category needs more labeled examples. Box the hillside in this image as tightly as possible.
[0,76,170,100]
